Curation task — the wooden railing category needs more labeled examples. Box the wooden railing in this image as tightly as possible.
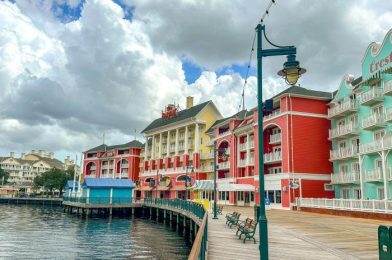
[188,212,208,260]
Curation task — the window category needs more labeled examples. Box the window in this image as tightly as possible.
[237,192,244,201]
[339,164,348,173]
[341,189,350,199]
[336,119,345,127]
[352,162,360,173]
[375,159,382,173]
[349,114,358,126]
[372,105,384,116]
[268,167,282,174]
[377,187,385,200]
[272,128,281,135]
[353,189,361,199]
[338,141,346,149]
[374,130,385,141]
[324,184,334,191]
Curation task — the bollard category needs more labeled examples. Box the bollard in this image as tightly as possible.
[378,225,391,260]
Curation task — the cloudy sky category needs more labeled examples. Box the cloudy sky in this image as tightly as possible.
[0,0,391,161]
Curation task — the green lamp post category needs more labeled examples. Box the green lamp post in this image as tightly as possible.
[256,23,306,260]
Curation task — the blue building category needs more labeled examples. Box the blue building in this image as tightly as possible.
[65,181,79,198]
[82,178,135,204]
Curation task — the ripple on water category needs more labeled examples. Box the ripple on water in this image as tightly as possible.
[0,205,190,259]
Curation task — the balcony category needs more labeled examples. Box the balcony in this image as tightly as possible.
[384,80,392,95]
[264,151,282,164]
[239,143,247,151]
[249,139,254,149]
[388,167,392,181]
[264,110,281,121]
[329,146,359,161]
[239,159,247,167]
[364,169,383,182]
[201,165,214,172]
[331,172,360,184]
[329,123,359,140]
[384,108,392,123]
[217,161,230,170]
[121,164,128,168]
[206,140,214,146]
[362,113,385,130]
[218,130,230,137]
[269,134,281,144]
[359,135,392,154]
[201,152,214,160]
[161,138,167,143]
[90,166,96,170]
[328,99,359,118]
[359,87,383,106]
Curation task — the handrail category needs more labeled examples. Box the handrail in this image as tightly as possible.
[188,212,208,260]
[143,198,208,259]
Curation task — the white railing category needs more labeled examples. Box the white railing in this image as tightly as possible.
[329,123,359,139]
[218,130,230,137]
[121,164,128,168]
[201,165,214,172]
[331,172,360,184]
[360,87,383,104]
[90,166,96,170]
[162,138,167,143]
[270,133,281,144]
[329,146,359,160]
[263,110,281,121]
[201,152,214,160]
[249,157,255,165]
[385,107,392,122]
[389,167,392,181]
[298,198,392,214]
[384,80,392,94]
[239,143,247,151]
[264,151,282,163]
[364,169,383,182]
[359,135,392,154]
[362,113,384,129]
[218,161,230,169]
[328,99,358,118]
[239,159,247,167]
[119,172,128,178]
[206,140,214,146]
[84,174,97,178]
[249,139,254,149]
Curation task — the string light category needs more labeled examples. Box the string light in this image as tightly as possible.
[238,0,277,112]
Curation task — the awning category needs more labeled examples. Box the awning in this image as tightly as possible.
[218,183,255,192]
[191,180,214,191]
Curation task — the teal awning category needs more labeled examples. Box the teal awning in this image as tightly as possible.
[191,180,214,191]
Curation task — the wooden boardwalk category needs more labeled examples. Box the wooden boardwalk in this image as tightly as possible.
[207,208,391,259]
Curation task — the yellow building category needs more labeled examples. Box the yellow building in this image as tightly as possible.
[138,97,222,200]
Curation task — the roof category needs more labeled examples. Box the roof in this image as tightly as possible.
[66,180,79,189]
[218,183,255,192]
[206,110,251,132]
[0,155,63,169]
[82,178,135,189]
[142,101,211,133]
[85,140,144,153]
[191,180,214,190]
[351,76,362,86]
[271,86,333,100]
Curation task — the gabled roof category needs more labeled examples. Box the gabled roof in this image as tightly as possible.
[142,101,211,133]
[82,178,135,189]
[85,140,144,153]
[271,86,332,100]
[206,109,253,133]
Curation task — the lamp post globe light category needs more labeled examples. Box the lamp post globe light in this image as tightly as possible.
[256,23,306,260]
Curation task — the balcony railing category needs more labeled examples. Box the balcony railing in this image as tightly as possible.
[269,134,281,144]
[364,169,383,182]
[264,151,282,164]
[264,110,281,121]
[329,146,359,161]
[329,123,359,139]
[239,159,247,167]
[359,87,383,105]
[200,152,214,160]
[206,140,214,146]
[239,143,247,151]
[218,130,230,137]
[217,161,230,170]
[331,172,360,184]
[328,99,358,118]
[249,140,254,149]
[89,166,96,170]
[298,198,392,214]
[362,113,384,130]
[201,165,214,172]
[359,135,392,154]
[384,80,392,95]
[388,167,392,181]
[384,107,392,122]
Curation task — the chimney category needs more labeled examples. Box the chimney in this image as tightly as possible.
[186,96,194,109]
[10,152,14,158]
[21,153,25,159]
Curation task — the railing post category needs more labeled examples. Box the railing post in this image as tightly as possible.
[372,200,375,212]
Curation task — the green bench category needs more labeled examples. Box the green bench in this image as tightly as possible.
[236,218,252,237]
[226,212,242,228]
[225,211,238,224]
[240,220,258,244]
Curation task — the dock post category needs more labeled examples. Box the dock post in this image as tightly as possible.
[169,211,173,228]
[149,207,152,220]
[183,216,186,237]
[176,213,179,232]
[132,208,135,219]
[189,220,193,242]
[163,210,167,224]
[109,208,113,216]
[156,208,159,222]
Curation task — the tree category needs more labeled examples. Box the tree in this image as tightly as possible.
[33,168,69,197]
[0,167,9,185]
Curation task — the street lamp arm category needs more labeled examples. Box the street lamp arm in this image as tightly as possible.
[261,24,294,49]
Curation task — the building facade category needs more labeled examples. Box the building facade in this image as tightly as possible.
[138,97,223,200]
[329,29,392,200]
[0,150,74,192]
[209,86,335,208]
[82,140,144,185]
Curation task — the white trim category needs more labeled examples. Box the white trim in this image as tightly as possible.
[258,111,329,124]
[254,173,331,181]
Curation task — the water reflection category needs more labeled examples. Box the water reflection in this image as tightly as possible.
[0,205,189,259]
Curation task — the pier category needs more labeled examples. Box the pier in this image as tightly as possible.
[0,197,63,206]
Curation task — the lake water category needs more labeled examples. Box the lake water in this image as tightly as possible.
[0,204,190,259]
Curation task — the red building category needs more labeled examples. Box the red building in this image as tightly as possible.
[82,140,144,187]
[210,86,335,208]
